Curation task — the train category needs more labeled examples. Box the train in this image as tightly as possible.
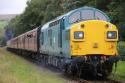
[7,7,119,78]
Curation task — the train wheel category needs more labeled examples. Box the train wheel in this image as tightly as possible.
[67,65,73,75]
[76,67,82,78]
[96,61,113,79]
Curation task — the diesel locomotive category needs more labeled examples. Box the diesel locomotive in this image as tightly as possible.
[7,7,119,78]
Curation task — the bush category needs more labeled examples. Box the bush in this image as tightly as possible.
[117,41,125,61]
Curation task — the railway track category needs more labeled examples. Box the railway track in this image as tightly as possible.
[65,75,123,83]
[66,78,123,83]
[68,78,123,83]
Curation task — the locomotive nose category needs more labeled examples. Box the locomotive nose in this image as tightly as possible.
[70,20,118,56]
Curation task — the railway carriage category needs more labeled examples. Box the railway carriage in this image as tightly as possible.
[7,28,40,55]
[7,7,119,78]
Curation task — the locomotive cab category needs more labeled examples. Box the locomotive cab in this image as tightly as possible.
[65,7,119,77]
[70,20,118,56]
[64,7,118,56]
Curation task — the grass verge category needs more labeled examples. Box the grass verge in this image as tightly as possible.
[0,48,65,83]
[110,61,125,82]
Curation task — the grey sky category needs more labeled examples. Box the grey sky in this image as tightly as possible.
[0,0,27,14]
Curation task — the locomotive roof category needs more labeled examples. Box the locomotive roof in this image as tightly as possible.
[41,6,110,30]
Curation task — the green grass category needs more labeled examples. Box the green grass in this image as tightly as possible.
[0,48,65,83]
[110,61,125,82]
[117,41,125,56]
[0,21,7,29]
[109,41,125,82]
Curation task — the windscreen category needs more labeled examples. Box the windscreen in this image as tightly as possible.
[68,9,109,24]
[68,11,80,24]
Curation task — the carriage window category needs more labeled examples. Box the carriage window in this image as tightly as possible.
[81,10,94,20]
[95,11,107,21]
[69,11,80,24]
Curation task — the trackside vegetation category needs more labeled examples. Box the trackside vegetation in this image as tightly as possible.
[109,42,125,82]
[117,41,125,61]
[0,48,65,83]
[110,61,125,82]
[0,21,7,46]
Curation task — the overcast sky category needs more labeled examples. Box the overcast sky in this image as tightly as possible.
[0,0,27,14]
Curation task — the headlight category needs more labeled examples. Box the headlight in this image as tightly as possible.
[107,31,117,39]
[74,31,84,39]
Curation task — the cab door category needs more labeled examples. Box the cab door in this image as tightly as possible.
[59,18,65,54]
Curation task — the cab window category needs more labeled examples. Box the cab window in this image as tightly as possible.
[68,11,80,24]
[81,10,94,20]
[95,11,107,21]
